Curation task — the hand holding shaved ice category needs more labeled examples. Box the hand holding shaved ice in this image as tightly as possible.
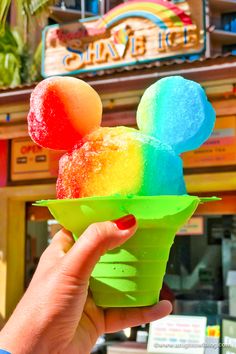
[28,75,216,308]
[0,215,173,354]
[28,75,215,199]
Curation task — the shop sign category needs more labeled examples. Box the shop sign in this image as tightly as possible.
[222,318,236,354]
[10,138,63,181]
[148,315,207,354]
[177,216,204,236]
[42,0,205,77]
[183,116,236,168]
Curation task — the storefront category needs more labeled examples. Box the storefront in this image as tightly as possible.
[1,1,236,350]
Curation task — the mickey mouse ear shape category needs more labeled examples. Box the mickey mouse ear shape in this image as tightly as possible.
[137,76,216,154]
[28,77,102,151]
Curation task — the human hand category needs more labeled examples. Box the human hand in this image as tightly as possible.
[0,215,172,354]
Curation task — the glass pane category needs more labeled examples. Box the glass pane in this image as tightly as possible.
[25,218,61,288]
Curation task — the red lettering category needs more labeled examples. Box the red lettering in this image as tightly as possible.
[55,27,107,43]
[20,146,27,154]
[20,145,43,154]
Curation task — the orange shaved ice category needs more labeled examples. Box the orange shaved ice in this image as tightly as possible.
[28,76,102,150]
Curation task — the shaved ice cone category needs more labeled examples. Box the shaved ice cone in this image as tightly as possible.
[28,76,218,307]
[35,195,218,307]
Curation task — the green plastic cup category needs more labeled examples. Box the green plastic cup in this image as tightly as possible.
[35,195,219,307]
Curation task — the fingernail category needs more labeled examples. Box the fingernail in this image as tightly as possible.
[113,214,136,230]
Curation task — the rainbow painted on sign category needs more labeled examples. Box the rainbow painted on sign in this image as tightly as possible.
[96,0,193,29]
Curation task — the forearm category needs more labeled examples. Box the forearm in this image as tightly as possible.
[0,299,49,354]
[0,323,49,354]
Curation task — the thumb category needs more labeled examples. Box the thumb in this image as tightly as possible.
[61,215,137,282]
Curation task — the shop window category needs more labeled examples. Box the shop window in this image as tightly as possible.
[221,13,236,54]
[57,0,81,9]
[25,203,62,287]
[164,214,236,319]
[223,44,236,55]
[25,219,62,287]
[56,0,100,15]
[222,12,236,33]
[107,0,123,10]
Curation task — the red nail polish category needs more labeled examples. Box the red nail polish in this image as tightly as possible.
[113,214,136,230]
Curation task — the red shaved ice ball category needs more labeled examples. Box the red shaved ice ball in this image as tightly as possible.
[27,76,102,150]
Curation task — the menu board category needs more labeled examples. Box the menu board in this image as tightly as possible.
[177,216,204,236]
[222,318,236,354]
[183,116,236,168]
[148,315,207,354]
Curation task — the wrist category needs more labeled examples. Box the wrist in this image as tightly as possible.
[0,314,49,354]
[0,330,49,354]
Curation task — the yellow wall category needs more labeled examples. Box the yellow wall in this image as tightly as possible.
[0,184,55,327]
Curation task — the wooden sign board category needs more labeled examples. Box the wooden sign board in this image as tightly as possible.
[183,116,236,168]
[10,138,63,181]
[42,0,205,77]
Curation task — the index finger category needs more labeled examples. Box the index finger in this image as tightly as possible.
[61,216,137,282]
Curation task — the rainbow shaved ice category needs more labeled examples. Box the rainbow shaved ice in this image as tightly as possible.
[57,127,185,199]
[30,75,217,308]
[27,76,216,199]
